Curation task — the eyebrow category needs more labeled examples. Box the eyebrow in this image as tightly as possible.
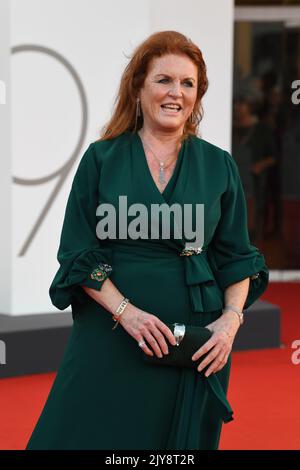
[154,74,196,82]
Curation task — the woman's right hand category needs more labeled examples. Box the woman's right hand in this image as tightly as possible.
[119,304,177,357]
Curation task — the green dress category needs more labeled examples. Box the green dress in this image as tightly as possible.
[25,130,269,450]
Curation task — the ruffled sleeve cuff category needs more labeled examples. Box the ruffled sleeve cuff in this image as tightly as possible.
[209,248,269,309]
[49,246,113,310]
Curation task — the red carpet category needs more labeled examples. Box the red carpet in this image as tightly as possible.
[0,282,299,450]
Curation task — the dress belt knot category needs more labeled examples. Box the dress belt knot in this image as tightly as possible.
[179,245,222,313]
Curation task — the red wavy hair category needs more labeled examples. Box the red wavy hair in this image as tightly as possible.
[98,30,209,142]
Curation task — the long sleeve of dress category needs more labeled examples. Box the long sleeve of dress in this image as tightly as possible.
[208,150,269,309]
[49,143,113,310]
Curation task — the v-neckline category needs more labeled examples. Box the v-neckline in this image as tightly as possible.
[135,131,185,199]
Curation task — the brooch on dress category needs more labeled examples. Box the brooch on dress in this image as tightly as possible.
[90,263,113,282]
[180,246,203,256]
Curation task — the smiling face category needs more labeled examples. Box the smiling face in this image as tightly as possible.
[138,53,198,135]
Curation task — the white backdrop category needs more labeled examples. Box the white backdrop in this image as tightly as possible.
[1,0,234,315]
[0,0,12,314]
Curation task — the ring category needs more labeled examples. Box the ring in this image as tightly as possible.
[138,340,146,348]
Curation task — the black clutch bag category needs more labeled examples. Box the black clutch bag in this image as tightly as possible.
[142,322,234,424]
[142,323,212,370]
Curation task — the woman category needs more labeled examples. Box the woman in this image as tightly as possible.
[25,31,269,450]
[232,97,276,243]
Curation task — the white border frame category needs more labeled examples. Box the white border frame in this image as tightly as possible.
[235,6,300,22]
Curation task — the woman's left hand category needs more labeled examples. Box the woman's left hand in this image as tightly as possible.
[191,311,241,377]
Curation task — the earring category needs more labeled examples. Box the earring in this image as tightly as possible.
[133,98,141,133]
[137,98,141,117]
[189,111,197,125]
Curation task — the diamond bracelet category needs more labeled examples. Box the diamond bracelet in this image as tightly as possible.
[112,297,130,330]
